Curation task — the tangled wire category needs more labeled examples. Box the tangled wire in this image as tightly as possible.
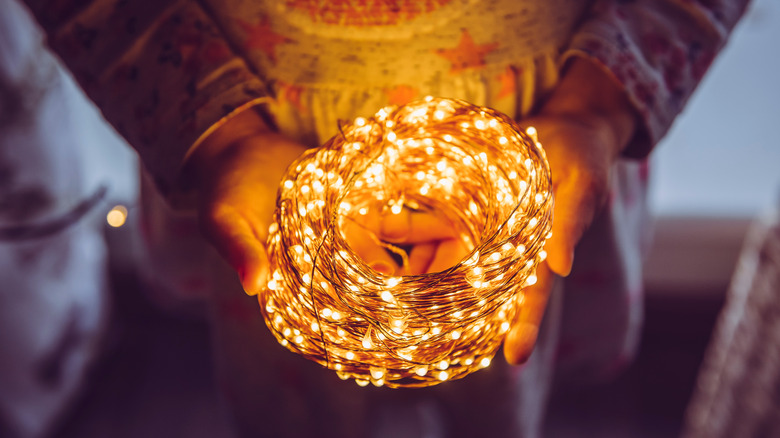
[259,97,553,388]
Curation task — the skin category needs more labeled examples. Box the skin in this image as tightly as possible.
[187,57,638,366]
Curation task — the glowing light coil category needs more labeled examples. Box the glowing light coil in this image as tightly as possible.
[260,97,553,388]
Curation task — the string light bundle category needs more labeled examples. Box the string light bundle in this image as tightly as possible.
[260,97,553,388]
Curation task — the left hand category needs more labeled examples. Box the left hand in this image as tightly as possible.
[503,112,625,364]
[340,205,470,276]
[344,110,627,365]
[340,59,639,366]
[503,57,639,364]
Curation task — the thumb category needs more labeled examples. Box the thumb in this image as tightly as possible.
[545,172,607,277]
[200,204,270,296]
[504,263,555,365]
[236,242,269,296]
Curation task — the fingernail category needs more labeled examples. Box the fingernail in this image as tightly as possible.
[240,270,266,296]
[564,249,574,276]
[240,278,259,296]
[369,261,395,275]
[505,324,540,365]
[381,229,409,243]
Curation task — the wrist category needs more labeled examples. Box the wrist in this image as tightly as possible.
[185,108,271,187]
[538,57,638,158]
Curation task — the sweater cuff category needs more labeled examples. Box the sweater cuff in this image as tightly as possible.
[30,0,270,207]
[562,27,674,159]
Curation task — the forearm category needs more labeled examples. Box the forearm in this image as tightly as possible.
[564,0,751,157]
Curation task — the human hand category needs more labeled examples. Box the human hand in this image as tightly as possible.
[343,109,628,365]
[340,206,471,276]
[338,58,639,367]
[187,109,308,295]
[503,57,639,364]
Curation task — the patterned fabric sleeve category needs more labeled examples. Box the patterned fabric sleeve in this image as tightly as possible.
[564,0,751,158]
[20,0,269,203]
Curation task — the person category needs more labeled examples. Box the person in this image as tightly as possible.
[12,0,749,436]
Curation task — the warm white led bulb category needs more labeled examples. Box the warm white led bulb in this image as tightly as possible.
[260,97,553,388]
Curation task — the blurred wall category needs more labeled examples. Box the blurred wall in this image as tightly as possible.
[645,0,780,295]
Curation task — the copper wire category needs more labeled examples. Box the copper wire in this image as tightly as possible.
[259,97,553,388]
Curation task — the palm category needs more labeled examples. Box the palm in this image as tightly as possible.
[198,133,308,294]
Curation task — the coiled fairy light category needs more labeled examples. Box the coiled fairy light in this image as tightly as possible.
[260,97,552,388]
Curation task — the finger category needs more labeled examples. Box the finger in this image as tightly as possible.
[380,209,459,243]
[200,203,269,295]
[238,246,269,296]
[402,242,437,275]
[504,263,555,365]
[545,174,606,277]
[340,219,400,275]
[427,238,471,273]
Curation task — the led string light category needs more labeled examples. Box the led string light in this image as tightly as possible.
[259,97,553,388]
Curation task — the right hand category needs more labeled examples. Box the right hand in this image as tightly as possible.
[187,109,308,295]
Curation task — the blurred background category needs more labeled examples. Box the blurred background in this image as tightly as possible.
[548,0,780,435]
[2,0,778,436]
